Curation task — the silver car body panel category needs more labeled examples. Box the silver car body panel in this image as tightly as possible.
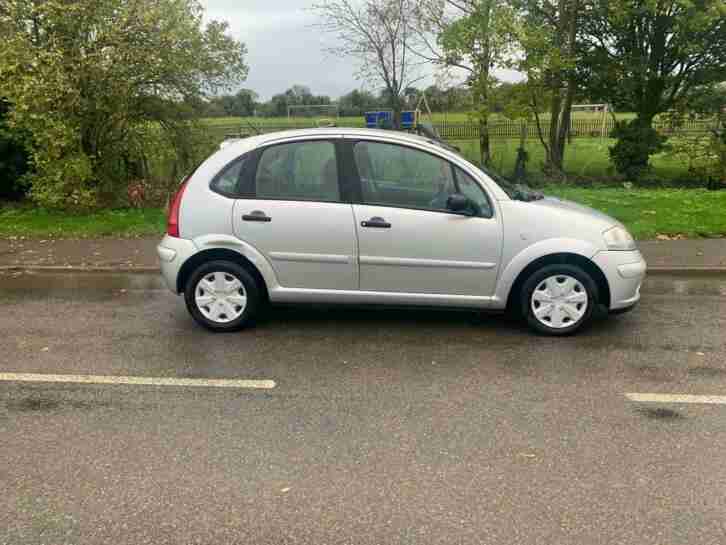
[232,200,358,291]
[353,204,502,296]
[159,128,646,312]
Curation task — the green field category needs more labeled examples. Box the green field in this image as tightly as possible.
[455,139,691,184]
[2,187,724,240]
[202,111,636,128]
[199,113,698,184]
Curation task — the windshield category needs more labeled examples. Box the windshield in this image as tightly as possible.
[418,131,544,201]
[475,164,539,201]
[471,163,543,202]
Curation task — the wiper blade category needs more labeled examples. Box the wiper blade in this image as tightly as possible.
[512,184,543,201]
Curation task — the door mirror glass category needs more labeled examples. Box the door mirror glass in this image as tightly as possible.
[446,193,470,213]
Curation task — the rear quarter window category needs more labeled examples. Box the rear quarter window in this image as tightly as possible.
[210,155,250,195]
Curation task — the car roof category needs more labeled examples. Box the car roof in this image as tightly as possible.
[224,127,445,152]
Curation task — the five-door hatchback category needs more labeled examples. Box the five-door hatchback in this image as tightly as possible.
[158,128,646,335]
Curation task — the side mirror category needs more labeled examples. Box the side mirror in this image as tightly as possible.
[446,193,470,213]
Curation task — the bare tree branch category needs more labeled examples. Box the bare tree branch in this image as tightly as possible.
[311,0,420,125]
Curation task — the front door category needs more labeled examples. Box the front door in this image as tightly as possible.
[233,139,358,291]
[350,140,502,296]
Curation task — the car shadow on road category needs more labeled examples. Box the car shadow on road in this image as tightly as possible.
[261,303,524,330]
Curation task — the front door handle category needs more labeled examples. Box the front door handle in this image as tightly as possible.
[242,210,271,222]
[361,216,391,228]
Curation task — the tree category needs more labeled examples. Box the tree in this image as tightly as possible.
[511,0,583,175]
[223,89,259,117]
[0,0,247,208]
[667,84,726,184]
[581,0,726,177]
[312,0,422,127]
[413,0,512,165]
[338,89,381,116]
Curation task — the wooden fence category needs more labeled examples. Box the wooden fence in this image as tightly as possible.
[204,117,715,143]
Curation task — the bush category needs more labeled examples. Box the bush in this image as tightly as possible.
[1,0,247,210]
[0,99,30,200]
[609,120,668,180]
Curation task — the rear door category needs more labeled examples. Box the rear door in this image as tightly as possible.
[231,138,358,291]
[350,139,502,296]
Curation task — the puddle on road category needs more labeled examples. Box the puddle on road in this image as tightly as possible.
[0,271,165,292]
[5,396,115,413]
[643,274,726,297]
[635,406,686,420]
[688,366,726,378]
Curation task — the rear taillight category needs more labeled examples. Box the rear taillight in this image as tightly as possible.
[167,177,190,238]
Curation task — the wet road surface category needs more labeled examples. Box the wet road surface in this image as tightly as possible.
[1,273,726,545]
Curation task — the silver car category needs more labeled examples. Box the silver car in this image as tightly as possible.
[158,128,646,335]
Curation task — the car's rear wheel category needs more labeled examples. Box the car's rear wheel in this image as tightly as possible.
[184,260,261,332]
[521,264,597,336]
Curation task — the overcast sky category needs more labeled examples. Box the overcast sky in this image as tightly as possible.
[199,0,518,101]
[200,0,369,100]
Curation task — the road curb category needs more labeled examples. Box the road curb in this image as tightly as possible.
[0,265,160,274]
[2,265,726,276]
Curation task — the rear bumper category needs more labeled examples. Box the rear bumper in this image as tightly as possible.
[592,249,647,310]
[157,235,198,293]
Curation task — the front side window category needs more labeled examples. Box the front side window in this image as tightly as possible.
[353,141,458,212]
[454,166,493,218]
[255,141,339,201]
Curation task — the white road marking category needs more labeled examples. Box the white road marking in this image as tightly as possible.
[0,373,276,389]
[625,393,726,405]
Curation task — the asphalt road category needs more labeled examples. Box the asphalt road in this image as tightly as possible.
[1,272,726,545]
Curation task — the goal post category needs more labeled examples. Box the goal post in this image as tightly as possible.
[287,104,339,126]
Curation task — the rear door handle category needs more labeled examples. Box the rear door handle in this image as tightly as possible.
[242,210,271,222]
[361,216,391,228]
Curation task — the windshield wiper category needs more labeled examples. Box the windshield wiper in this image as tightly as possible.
[511,184,544,202]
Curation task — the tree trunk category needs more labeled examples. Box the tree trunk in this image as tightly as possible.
[547,90,563,173]
[513,122,528,182]
[476,0,492,166]
[388,91,402,129]
[479,118,491,166]
[545,0,578,176]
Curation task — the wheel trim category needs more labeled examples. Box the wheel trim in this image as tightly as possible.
[531,275,588,329]
[195,272,247,324]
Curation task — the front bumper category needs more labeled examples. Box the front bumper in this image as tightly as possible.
[592,249,647,311]
[157,235,198,293]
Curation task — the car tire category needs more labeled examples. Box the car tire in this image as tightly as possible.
[521,264,597,336]
[184,260,261,332]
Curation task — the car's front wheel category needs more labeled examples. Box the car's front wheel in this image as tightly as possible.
[184,260,261,332]
[521,264,597,336]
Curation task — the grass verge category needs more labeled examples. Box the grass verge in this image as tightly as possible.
[542,187,726,240]
[0,206,166,239]
[2,188,724,240]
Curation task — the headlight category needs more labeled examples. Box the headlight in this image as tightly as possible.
[603,226,636,251]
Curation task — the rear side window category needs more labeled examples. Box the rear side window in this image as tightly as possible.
[211,155,249,195]
[255,141,339,201]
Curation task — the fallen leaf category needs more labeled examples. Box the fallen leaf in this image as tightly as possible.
[41,347,49,352]
[280,487,291,493]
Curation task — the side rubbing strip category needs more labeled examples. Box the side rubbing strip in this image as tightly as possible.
[359,256,496,269]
